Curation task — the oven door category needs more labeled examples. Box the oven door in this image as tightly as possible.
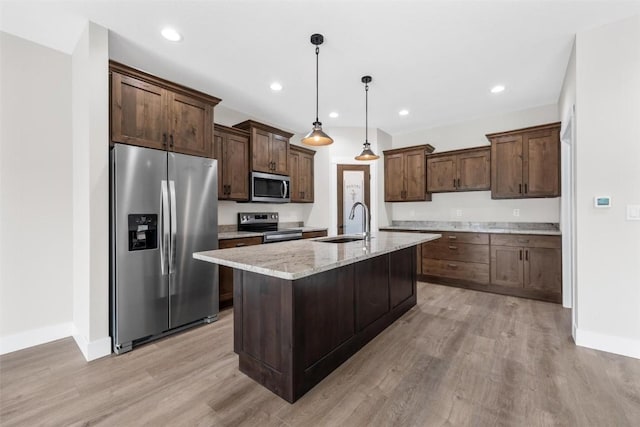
[251,172,290,203]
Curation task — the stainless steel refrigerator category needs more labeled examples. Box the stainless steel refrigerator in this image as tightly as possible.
[110,143,218,354]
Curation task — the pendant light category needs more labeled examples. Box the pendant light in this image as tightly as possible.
[301,34,333,146]
[355,75,379,160]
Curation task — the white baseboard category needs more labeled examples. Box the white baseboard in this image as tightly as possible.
[0,322,74,355]
[574,328,640,360]
[72,332,111,361]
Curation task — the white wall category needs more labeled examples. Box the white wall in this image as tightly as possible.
[0,32,74,353]
[390,105,561,223]
[71,22,111,361]
[573,15,640,359]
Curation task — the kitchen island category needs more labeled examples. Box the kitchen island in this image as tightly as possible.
[194,231,440,402]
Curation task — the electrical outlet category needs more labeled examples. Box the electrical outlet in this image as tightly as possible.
[513,209,520,217]
[456,209,462,217]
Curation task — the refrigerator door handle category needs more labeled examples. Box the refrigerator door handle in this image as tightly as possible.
[160,180,170,275]
[169,180,178,274]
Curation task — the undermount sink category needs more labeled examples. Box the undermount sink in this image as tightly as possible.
[316,235,365,244]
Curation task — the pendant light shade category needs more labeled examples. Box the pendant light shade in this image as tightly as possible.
[355,75,379,161]
[302,34,333,146]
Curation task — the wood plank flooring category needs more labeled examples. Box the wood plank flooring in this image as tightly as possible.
[1,282,639,426]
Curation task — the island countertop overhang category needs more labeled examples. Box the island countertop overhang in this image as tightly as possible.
[194,231,441,280]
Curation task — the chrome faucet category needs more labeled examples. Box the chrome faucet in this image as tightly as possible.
[349,201,371,241]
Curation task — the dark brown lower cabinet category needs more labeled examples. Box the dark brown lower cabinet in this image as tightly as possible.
[218,236,262,308]
[413,229,561,303]
[489,234,562,302]
[233,247,416,403]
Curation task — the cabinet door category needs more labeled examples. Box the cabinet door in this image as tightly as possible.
[405,149,427,200]
[168,92,213,157]
[213,130,226,199]
[427,155,456,192]
[289,149,301,202]
[271,134,290,175]
[384,153,405,201]
[252,129,272,172]
[457,149,490,191]
[225,133,250,201]
[390,247,415,308]
[524,247,561,293]
[491,135,523,198]
[490,245,524,287]
[300,151,314,202]
[524,128,560,197]
[355,254,390,331]
[111,72,167,150]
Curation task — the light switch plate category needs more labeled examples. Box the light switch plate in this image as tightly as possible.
[627,205,640,220]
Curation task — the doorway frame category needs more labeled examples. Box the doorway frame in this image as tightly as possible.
[337,164,371,235]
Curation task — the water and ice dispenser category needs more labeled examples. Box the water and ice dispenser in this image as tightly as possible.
[128,214,158,251]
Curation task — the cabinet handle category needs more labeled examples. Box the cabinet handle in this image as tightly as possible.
[169,134,174,148]
[235,243,247,247]
[453,179,456,188]
[226,185,231,195]
[163,133,167,147]
[517,239,529,244]
[457,178,461,188]
[519,249,523,260]
[448,236,457,240]
[519,183,522,194]
[302,191,305,199]
[448,246,458,250]
[447,263,458,269]
[524,183,528,194]
[525,250,529,261]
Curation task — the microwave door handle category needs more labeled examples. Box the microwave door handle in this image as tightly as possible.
[282,180,288,198]
[169,180,177,274]
[160,180,169,275]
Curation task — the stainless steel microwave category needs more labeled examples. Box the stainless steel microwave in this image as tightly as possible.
[250,171,290,203]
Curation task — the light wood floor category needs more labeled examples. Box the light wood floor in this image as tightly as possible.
[1,283,639,426]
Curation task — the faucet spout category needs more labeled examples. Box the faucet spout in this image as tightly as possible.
[348,201,371,241]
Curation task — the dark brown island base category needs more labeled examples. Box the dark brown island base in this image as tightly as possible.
[194,232,439,402]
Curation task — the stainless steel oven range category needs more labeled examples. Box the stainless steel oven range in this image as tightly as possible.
[237,212,302,243]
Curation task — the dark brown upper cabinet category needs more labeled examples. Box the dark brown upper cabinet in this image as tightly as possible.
[289,144,316,203]
[110,61,220,158]
[233,120,294,176]
[487,122,561,199]
[383,145,434,202]
[427,146,491,193]
[213,124,250,201]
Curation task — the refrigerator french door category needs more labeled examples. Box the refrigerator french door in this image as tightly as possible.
[110,143,218,354]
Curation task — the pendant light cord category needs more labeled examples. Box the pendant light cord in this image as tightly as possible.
[365,81,369,144]
[315,46,319,123]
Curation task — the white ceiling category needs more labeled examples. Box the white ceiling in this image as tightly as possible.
[2,1,640,135]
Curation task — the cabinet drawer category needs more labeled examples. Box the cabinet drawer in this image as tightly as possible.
[490,234,560,249]
[219,236,263,249]
[436,231,489,245]
[422,242,489,264]
[422,259,489,284]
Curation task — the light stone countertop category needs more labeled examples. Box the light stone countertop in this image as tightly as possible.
[218,226,328,240]
[195,231,440,280]
[380,221,561,236]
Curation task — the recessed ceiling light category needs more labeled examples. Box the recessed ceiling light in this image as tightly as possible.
[491,85,505,94]
[270,82,283,91]
[161,27,182,42]
[329,112,339,118]
[398,109,409,116]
